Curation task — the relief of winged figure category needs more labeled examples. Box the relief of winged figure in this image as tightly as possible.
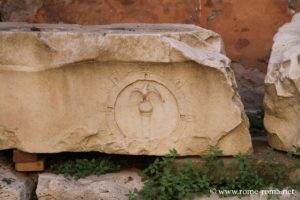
[131,83,165,114]
[130,83,165,137]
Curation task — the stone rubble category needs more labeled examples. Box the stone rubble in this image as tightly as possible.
[36,170,143,200]
[0,165,34,200]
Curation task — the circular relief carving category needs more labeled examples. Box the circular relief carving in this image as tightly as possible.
[115,80,179,139]
[106,71,187,140]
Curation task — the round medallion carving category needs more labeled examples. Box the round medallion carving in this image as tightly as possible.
[115,80,179,138]
[106,71,187,139]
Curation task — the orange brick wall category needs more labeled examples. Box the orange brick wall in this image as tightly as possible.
[200,0,300,71]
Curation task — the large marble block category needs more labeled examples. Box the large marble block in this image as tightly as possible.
[264,13,300,152]
[0,23,252,155]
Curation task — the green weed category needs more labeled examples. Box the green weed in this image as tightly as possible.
[2,177,15,185]
[53,157,120,179]
[129,147,299,200]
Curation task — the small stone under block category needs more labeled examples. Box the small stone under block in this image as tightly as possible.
[13,150,38,163]
[15,160,44,172]
[13,150,44,172]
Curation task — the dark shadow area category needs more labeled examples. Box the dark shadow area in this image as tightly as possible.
[246,109,265,137]
[45,151,157,172]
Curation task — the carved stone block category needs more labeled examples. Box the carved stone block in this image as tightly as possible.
[264,13,300,152]
[0,23,252,155]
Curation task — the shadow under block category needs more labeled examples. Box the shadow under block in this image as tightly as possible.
[13,150,38,163]
[0,23,252,155]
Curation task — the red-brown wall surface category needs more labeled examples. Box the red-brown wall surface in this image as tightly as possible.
[200,0,300,71]
[1,0,299,110]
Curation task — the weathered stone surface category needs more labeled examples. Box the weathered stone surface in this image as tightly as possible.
[1,0,300,111]
[0,0,200,24]
[0,165,34,200]
[0,0,43,22]
[36,170,142,200]
[0,23,252,155]
[264,13,300,152]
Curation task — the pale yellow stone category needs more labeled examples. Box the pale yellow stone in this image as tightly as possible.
[36,170,143,200]
[264,13,300,152]
[0,23,252,155]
